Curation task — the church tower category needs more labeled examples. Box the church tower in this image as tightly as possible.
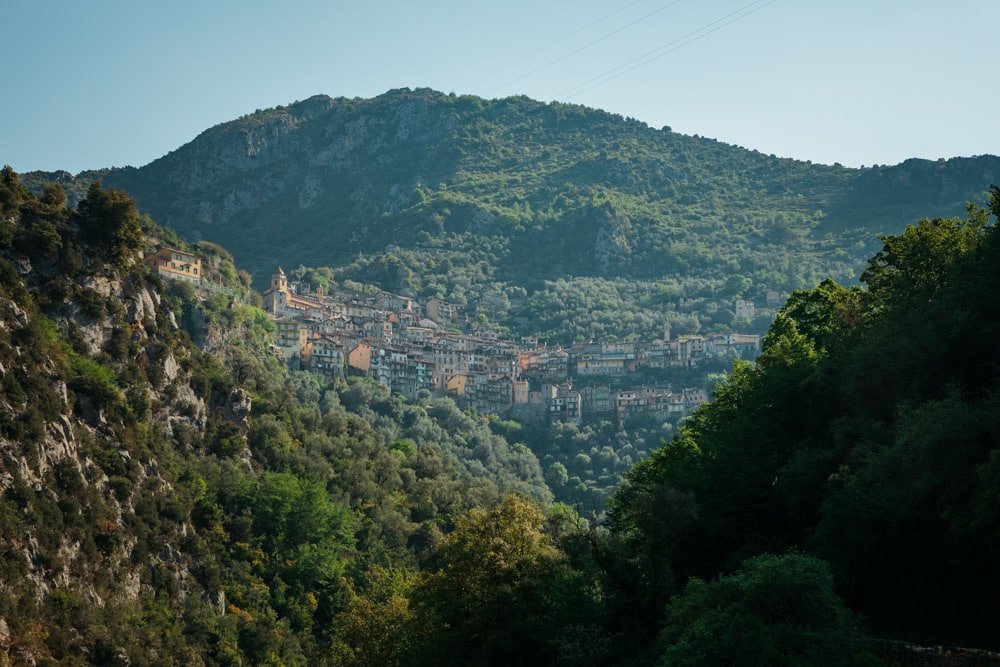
[271,267,288,294]
[264,267,289,315]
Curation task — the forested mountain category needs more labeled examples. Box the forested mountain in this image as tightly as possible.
[24,88,1000,341]
[4,164,1000,664]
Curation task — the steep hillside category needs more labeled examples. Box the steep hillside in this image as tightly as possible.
[24,89,999,341]
[0,168,555,664]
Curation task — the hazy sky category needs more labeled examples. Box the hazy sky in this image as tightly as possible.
[3,0,997,174]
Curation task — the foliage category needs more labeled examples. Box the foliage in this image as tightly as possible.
[511,417,673,515]
[656,553,877,666]
[66,346,121,407]
[609,195,1000,649]
[74,181,144,268]
[408,495,587,666]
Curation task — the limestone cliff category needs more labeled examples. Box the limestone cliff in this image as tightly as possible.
[0,170,253,663]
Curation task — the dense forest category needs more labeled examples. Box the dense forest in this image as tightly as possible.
[2,165,1000,665]
[610,188,1000,654]
[24,89,1000,342]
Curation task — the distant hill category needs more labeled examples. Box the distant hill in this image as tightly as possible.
[23,88,1000,341]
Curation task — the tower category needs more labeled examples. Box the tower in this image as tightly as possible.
[271,267,288,294]
[264,267,290,315]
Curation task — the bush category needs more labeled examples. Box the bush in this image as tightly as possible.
[67,352,120,408]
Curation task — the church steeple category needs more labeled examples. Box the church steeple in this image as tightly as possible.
[271,267,288,294]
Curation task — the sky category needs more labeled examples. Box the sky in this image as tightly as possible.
[3,0,998,174]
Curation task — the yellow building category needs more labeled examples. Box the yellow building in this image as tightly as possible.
[512,379,529,405]
[273,318,308,362]
[446,374,467,396]
[144,248,202,284]
[347,343,372,374]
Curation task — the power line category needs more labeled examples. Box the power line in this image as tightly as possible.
[554,0,777,101]
[483,0,686,96]
[461,0,645,89]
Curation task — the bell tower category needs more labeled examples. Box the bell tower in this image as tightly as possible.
[271,267,288,294]
[264,267,289,315]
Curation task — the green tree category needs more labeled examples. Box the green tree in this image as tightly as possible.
[0,166,29,246]
[766,278,862,355]
[251,471,353,555]
[74,181,144,267]
[860,210,989,305]
[723,273,752,297]
[544,461,569,489]
[0,165,29,219]
[40,182,68,211]
[657,553,877,667]
[329,565,416,667]
[409,495,569,666]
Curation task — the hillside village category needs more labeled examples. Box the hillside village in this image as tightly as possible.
[264,264,765,422]
[146,247,763,424]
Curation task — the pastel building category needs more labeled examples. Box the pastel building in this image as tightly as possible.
[144,248,202,284]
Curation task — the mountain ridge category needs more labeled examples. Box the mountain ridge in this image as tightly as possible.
[20,88,1000,341]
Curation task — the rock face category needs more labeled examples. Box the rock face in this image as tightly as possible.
[0,238,244,646]
[62,278,160,356]
[102,90,464,265]
[0,168,270,664]
[221,387,252,430]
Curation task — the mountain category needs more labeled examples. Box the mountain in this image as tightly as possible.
[23,88,1000,342]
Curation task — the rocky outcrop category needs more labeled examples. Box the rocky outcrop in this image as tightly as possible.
[0,246,229,627]
[220,387,252,430]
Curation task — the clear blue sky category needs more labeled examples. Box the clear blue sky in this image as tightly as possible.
[3,0,997,174]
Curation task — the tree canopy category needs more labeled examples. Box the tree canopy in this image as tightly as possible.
[609,192,1000,648]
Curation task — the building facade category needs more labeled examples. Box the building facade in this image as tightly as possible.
[144,248,202,284]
